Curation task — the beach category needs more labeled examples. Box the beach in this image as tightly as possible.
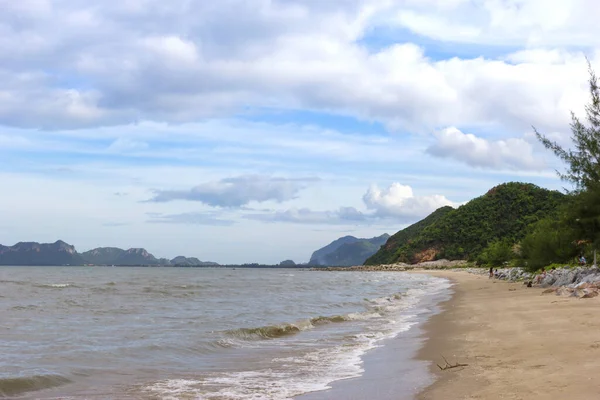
[418,270,600,400]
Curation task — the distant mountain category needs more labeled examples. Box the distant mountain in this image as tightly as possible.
[365,182,565,265]
[0,241,219,266]
[114,248,160,265]
[309,234,390,266]
[171,256,201,265]
[80,247,160,265]
[0,240,84,265]
[170,256,218,266]
[81,247,126,265]
[309,236,361,265]
[279,259,296,266]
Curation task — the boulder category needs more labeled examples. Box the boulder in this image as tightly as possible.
[581,289,599,299]
[552,269,577,287]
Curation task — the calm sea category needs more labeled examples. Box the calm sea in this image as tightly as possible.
[0,266,451,399]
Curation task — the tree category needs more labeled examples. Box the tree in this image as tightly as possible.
[519,216,579,272]
[477,239,514,267]
[535,61,600,263]
[534,61,600,192]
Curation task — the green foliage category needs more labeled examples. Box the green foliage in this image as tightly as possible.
[565,182,600,246]
[519,216,579,272]
[365,182,565,265]
[477,239,514,267]
[364,206,453,265]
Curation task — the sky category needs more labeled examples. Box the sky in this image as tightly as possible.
[0,0,597,264]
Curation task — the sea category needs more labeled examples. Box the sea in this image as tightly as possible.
[0,266,452,399]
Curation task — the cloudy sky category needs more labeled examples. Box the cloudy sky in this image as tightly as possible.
[0,0,595,264]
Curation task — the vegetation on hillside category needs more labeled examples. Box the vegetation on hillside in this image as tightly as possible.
[365,206,453,265]
[365,183,564,266]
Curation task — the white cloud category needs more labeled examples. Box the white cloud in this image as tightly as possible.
[427,127,545,170]
[248,183,456,225]
[0,0,595,134]
[245,206,369,225]
[148,175,318,207]
[147,212,235,226]
[363,183,456,219]
[386,0,600,47]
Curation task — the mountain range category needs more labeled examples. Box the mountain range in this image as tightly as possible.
[366,182,565,265]
[308,234,390,266]
[0,183,564,267]
[0,241,218,266]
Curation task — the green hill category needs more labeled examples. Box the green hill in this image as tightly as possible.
[365,182,565,265]
[365,206,453,265]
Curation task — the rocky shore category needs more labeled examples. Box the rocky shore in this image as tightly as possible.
[312,259,469,271]
[480,265,600,298]
[316,261,600,299]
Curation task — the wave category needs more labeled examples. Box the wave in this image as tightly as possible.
[224,313,360,341]
[225,323,308,340]
[141,286,204,298]
[10,305,39,311]
[310,315,349,324]
[0,280,28,285]
[224,309,388,342]
[35,283,75,289]
[0,374,71,397]
[222,290,418,343]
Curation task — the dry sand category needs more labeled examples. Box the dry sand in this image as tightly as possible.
[417,271,600,400]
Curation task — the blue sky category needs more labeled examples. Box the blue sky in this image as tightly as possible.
[0,0,596,263]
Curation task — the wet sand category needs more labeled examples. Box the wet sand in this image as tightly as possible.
[417,271,600,400]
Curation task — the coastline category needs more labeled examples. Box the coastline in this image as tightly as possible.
[296,272,453,400]
[416,270,600,399]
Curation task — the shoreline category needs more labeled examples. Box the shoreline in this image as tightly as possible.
[415,270,600,399]
[296,273,453,400]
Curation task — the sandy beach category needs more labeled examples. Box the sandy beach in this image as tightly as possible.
[418,270,600,400]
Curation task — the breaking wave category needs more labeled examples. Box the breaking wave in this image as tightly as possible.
[0,374,71,397]
[222,292,410,342]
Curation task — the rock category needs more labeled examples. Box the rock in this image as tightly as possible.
[581,289,599,299]
[542,288,558,294]
[552,269,577,287]
[556,287,574,296]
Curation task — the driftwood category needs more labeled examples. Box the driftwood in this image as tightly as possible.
[436,355,468,371]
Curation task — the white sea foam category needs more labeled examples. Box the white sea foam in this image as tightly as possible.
[37,283,73,288]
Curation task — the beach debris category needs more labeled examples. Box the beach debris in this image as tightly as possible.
[436,355,468,371]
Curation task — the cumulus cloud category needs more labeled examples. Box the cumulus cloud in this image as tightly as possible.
[0,0,595,133]
[148,175,317,207]
[427,127,545,170]
[387,0,600,47]
[363,183,456,219]
[246,183,456,225]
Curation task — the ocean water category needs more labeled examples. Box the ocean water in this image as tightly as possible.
[0,266,451,399]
